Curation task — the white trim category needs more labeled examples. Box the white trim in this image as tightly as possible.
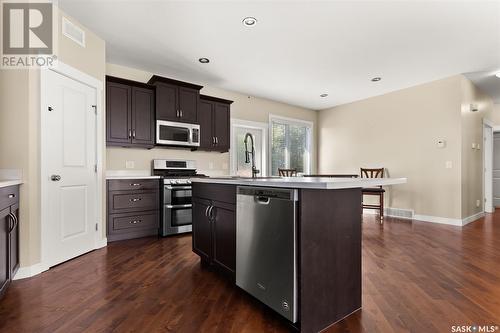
[483,119,494,213]
[13,263,49,280]
[95,237,108,249]
[40,61,105,272]
[494,126,500,133]
[230,119,268,176]
[268,114,314,175]
[365,208,484,226]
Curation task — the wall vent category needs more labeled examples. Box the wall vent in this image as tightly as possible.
[62,17,85,47]
[385,208,414,219]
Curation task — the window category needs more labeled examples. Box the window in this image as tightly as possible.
[230,120,267,177]
[270,116,312,176]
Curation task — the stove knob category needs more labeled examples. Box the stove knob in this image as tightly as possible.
[187,180,192,184]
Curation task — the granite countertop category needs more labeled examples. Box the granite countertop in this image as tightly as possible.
[191,176,407,189]
[106,175,161,180]
[105,170,160,180]
[0,179,23,189]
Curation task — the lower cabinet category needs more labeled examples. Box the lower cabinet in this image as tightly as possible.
[107,179,160,242]
[192,183,236,279]
[0,185,20,300]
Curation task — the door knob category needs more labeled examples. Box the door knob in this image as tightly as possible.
[51,175,61,181]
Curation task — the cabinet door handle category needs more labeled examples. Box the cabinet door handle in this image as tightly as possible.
[130,183,141,187]
[128,129,132,138]
[8,194,15,198]
[180,110,183,118]
[130,220,141,224]
[132,129,136,139]
[176,110,179,117]
[129,198,142,202]
[208,205,215,220]
[212,137,215,145]
[215,137,218,145]
[205,205,210,217]
[8,213,14,233]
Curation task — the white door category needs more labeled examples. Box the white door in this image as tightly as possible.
[44,70,97,267]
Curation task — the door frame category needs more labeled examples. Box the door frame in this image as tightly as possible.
[40,61,105,270]
[483,118,495,213]
[230,119,268,176]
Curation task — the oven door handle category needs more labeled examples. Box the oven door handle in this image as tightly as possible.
[165,204,193,209]
[165,186,192,190]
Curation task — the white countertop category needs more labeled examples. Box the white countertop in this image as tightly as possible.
[105,170,160,180]
[106,175,161,180]
[0,180,23,189]
[192,176,407,189]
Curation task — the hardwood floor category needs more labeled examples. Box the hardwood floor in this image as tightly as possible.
[1,213,500,332]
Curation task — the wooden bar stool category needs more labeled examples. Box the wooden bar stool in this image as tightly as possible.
[360,168,385,223]
[278,168,297,177]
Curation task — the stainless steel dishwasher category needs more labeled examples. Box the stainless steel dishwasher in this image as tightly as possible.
[236,186,298,323]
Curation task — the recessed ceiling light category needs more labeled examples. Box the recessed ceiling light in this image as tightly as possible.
[495,72,500,78]
[198,58,210,64]
[242,17,257,27]
[320,93,328,98]
[371,77,382,82]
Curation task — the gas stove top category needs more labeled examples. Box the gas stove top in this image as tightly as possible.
[152,159,206,185]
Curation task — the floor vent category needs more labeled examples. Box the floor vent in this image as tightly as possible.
[62,17,85,47]
[385,207,414,219]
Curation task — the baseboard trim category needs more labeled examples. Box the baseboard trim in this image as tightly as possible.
[13,262,49,280]
[95,237,108,249]
[364,208,484,227]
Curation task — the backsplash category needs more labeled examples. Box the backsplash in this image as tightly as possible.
[106,147,230,177]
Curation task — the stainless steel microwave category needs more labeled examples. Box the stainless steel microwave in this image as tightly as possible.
[156,120,200,147]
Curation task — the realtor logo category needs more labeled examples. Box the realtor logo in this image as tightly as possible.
[1,0,56,68]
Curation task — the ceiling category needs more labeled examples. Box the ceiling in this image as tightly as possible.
[59,1,500,110]
[465,70,500,104]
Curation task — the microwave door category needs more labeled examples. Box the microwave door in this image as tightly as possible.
[157,122,190,145]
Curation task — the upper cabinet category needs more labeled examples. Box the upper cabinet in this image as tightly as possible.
[148,75,203,124]
[198,95,233,153]
[106,76,155,148]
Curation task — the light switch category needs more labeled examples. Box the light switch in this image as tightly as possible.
[445,161,453,169]
[125,161,135,169]
[476,144,481,150]
[472,143,476,149]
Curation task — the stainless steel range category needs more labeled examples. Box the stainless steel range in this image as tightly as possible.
[152,159,202,236]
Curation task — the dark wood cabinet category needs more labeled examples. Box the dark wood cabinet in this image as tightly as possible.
[106,76,155,148]
[148,75,202,123]
[0,185,20,300]
[192,183,236,278]
[0,207,9,298]
[198,95,233,152]
[107,179,160,242]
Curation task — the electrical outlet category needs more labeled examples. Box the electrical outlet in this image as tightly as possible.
[445,161,453,169]
[476,199,481,208]
[125,161,135,169]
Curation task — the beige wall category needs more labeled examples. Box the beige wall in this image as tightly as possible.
[0,8,106,267]
[106,63,317,175]
[318,76,464,219]
[460,77,493,218]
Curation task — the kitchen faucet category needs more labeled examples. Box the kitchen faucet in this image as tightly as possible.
[244,133,260,178]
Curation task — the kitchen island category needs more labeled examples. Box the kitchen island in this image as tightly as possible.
[191,176,406,333]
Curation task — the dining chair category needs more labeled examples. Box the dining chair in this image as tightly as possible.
[360,168,385,223]
[278,168,297,177]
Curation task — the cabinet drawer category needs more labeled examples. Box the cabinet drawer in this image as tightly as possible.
[192,183,236,204]
[109,191,159,213]
[0,186,19,211]
[110,211,159,233]
[107,179,159,192]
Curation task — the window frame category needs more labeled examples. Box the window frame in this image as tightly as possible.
[268,114,313,176]
[230,118,268,176]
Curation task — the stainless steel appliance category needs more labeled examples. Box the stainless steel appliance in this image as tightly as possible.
[236,186,298,323]
[152,159,201,236]
[156,120,200,147]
